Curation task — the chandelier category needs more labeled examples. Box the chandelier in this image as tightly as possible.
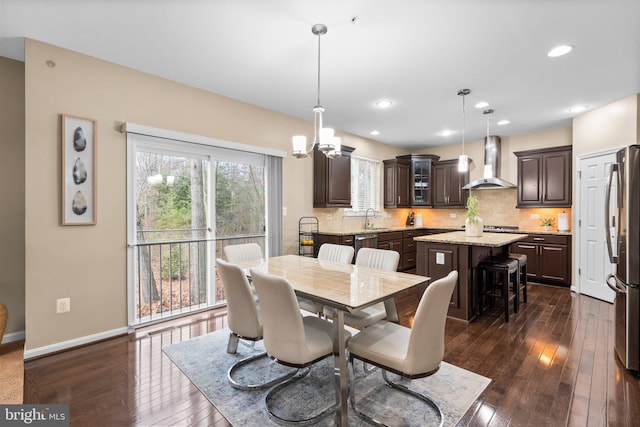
[292,24,341,159]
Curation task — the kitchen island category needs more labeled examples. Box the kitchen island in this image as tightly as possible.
[415,231,528,321]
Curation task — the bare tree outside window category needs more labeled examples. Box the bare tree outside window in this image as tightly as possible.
[133,151,265,323]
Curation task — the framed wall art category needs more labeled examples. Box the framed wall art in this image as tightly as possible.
[62,114,97,225]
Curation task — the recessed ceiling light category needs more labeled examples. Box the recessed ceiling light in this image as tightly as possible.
[569,105,588,113]
[440,130,453,137]
[548,45,574,57]
[375,99,393,109]
[475,101,489,109]
[497,120,510,126]
[370,130,380,136]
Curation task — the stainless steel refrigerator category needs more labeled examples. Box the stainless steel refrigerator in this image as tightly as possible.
[606,145,640,372]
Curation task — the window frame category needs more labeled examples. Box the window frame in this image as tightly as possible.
[344,154,382,216]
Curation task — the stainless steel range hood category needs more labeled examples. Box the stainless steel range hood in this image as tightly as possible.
[462,135,516,189]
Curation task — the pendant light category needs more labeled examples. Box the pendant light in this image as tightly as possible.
[457,89,471,172]
[292,24,340,159]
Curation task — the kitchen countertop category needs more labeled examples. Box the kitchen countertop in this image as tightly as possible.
[413,231,530,248]
[315,225,571,237]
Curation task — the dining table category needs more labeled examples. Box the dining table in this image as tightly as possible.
[237,254,430,426]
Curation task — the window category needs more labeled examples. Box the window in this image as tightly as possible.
[346,155,381,215]
[126,126,284,327]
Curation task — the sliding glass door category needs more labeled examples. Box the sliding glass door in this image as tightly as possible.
[128,134,267,326]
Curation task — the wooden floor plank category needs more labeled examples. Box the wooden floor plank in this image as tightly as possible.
[24,284,640,426]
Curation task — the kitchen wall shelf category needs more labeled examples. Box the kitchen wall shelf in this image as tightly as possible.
[299,216,319,257]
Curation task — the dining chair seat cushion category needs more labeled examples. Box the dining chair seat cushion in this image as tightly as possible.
[347,320,410,373]
[348,270,458,377]
[324,303,387,329]
[298,297,325,314]
[251,268,351,366]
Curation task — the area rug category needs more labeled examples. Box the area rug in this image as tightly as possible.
[0,341,24,404]
[163,329,490,426]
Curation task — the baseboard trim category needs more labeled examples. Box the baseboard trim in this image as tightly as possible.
[1,330,26,344]
[24,327,129,360]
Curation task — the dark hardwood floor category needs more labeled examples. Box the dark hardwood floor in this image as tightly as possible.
[24,283,640,426]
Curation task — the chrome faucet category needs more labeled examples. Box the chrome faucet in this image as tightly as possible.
[364,208,376,229]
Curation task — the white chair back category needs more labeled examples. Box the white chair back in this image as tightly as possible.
[355,247,400,272]
[250,268,308,365]
[317,243,355,264]
[405,270,458,374]
[216,258,262,339]
[224,243,263,263]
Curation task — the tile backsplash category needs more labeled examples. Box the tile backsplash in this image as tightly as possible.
[312,188,572,233]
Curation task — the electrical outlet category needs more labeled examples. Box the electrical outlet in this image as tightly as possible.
[449,213,457,218]
[56,297,70,314]
[326,214,333,220]
[282,206,287,216]
[530,214,540,220]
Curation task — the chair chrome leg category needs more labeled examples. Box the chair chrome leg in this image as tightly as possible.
[264,368,338,426]
[227,351,298,391]
[349,360,388,427]
[226,332,240,354]
[382,370,444,427]
[348,359,444,427]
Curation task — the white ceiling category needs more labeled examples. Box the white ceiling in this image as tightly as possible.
[2,0,639,150]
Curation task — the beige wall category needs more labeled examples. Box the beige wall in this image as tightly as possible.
[573,94,639,155]
[0,56,26,340]
[23,39,393,352]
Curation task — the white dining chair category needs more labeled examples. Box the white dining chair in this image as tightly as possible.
[223,242,263,263]
[346,270,458,427]
[298,243,354,316]
[216,259,296,390]
[250,268,352,425]
[323,247,400,328]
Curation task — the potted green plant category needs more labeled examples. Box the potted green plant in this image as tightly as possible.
[465,195,483,237]
[540,217,555,231]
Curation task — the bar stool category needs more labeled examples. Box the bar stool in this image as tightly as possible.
[508,253,528,311]
[478,256,520,322]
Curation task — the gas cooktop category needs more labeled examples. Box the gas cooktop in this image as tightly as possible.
[483,225,519,231]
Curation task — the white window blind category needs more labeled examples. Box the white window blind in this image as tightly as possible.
[345,155,381,215]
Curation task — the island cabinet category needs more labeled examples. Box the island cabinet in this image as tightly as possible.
[509,233,571,286]
[415,231,528,321]
[432,159,470,208]
[383,158,411,208]
[313,145,355,208]
[514,145,572,208]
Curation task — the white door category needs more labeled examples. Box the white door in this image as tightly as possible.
[577,151,617,302]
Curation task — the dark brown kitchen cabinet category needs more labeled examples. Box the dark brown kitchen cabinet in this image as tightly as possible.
[377,231,404,270]
[397,154,440,207]
[416,241,471,320]
[510,234,571,286]
[313,145,355,208]
[383,158,411,208]
[514,145,572,208]
[432,159,470,208]
[313,233,355,258]
[401,228,433,272]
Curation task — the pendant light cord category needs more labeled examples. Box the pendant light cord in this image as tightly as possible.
[316,31,321,107]
[462,93,466,155]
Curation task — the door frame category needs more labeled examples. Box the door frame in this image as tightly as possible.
[575,147,620,299]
